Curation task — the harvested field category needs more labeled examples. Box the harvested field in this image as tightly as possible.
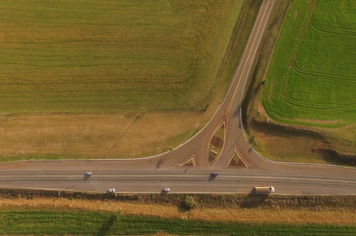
[0,0,244,113]
[0,0,264,161]
[0,111,205,160]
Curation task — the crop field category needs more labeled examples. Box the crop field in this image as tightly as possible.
[2,191,356,235]
[0,0,244,113]
[262,0,356,128]
[1,209,356,235]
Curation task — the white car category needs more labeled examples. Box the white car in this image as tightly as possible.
[107,189,115,193]
[162,188,170,193]
[85,172,92,176]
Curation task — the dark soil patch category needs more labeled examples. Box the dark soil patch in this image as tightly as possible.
[211,136,223,148]
[229,159,237,166]
[209,151,218,162]
[237,159,246,167]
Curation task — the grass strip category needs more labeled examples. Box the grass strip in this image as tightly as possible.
[0,209,355,235]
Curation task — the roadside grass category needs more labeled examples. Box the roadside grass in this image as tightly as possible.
[3,190,356,228]
[0,0,243,113]
[0,0,264,161]
[1,208,356,235]
[263,0,356,127]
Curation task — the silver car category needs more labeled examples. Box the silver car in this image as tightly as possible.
[162,188,170,193]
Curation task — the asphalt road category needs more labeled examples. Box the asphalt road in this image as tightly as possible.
[1,0,356,195]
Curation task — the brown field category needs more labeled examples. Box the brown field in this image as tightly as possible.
[0,110,211,160]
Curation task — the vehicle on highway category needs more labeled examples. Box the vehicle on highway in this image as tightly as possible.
[210,172,218,177]
[85,172,92,176]
[162,188,170,193]
[253,186,275,194]
[107,189,115,193]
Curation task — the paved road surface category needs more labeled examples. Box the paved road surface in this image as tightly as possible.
[2,0,356,195]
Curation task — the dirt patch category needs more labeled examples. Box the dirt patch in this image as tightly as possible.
[294,10,299,19]
[228,159,237,166]
[208,151,218,162]
[257,102,266,116]
[294,118,338,125]
[237,159,247,167]
[210,137,223,148]
[267,81,274,102]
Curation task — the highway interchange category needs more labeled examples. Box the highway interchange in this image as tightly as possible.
[1,0,356,195]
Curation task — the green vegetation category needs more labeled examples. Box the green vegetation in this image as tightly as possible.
[0,209,355,235]
[263,0,356,128]
[184,195,197,210]
[0,0,244,113]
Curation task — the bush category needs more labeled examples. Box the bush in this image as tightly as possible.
[184,196,197,210]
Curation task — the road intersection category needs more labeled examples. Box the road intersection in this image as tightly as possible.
[2,0,356,194]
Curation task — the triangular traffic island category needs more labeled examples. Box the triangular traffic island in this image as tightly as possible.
[208,123,225,163]
[228,150,240,167]
[179,155,196,167]
[237,159,247,167]
[228,149,248,167]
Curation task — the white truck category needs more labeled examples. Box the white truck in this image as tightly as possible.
[253,186,275,194]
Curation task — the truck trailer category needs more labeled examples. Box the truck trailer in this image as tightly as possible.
[253,186,275,194]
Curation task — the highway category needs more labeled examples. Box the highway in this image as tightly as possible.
[1,168,356,195]
[2,0,356,195]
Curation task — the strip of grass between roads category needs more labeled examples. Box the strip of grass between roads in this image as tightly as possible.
[0,209,355,235]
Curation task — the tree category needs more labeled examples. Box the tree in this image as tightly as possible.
[184,196,197,210]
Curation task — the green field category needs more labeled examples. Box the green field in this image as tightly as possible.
[0,0,243,113]
[0,209,355,235]
[263,0,356,128]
